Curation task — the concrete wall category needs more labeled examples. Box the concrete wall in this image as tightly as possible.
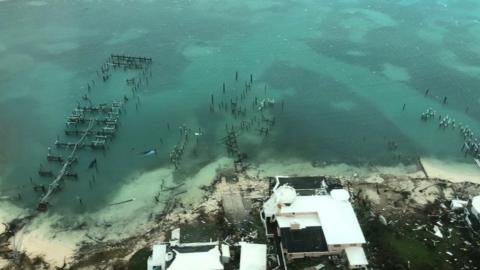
[283,243,363,260]
[328,243,362,253]
[286,250,337,260]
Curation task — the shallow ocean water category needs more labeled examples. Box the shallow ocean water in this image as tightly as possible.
[1,0,480,214]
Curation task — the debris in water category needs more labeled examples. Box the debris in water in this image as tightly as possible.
[139,149,157,156]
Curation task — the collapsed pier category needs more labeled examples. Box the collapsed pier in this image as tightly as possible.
[210,73,282,173]
[34,54,153,211]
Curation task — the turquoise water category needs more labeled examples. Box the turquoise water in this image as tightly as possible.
[1,0,480,213]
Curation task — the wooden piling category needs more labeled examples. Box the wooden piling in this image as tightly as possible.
[38,119,96,211]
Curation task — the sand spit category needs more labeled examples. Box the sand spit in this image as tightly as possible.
[1,158,480,269]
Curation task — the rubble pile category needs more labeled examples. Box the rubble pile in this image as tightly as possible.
[354,175,480,270]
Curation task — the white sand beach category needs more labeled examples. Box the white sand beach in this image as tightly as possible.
[421,157,480,184]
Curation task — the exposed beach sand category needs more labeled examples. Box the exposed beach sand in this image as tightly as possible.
[421,157,480,184]
[0,167,171,267]
[12,215,79,267]
[1,158,236,267]
[85,167,174,241]
[177,157,232,205]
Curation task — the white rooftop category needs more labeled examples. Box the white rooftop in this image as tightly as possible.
[330,189,350,201]
[168,246,224,270]
[147,244,167,270]
[472,196,480,214]
[239,242,267,270]
[344,246,368,267]
[277,191,366,245]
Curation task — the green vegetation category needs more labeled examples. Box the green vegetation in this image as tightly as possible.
[382,229,448,269]
[128,248,152,270]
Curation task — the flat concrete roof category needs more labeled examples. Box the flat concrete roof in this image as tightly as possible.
[277,193,366,245]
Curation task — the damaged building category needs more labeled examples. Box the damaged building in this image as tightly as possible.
[465,195,480,230]
[147,228,266,270]
[260,176,368,269]
[147,228,230,270]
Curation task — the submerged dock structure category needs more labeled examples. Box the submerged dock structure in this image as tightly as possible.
[34,54,153,212]
[169,125,190,169]
[109,54,152,69]
[37,119,96,211]
[209,72,282,173]
[37,102,123,211]
[420,107,480,165]
[222,128,248,173]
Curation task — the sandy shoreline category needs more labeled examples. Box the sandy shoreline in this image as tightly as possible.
[251,158,425,180]
[0,158,232,268]
[420,157,480,183]
[1,157,480,268]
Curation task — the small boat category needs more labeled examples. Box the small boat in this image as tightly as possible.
[139,149,157,157]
